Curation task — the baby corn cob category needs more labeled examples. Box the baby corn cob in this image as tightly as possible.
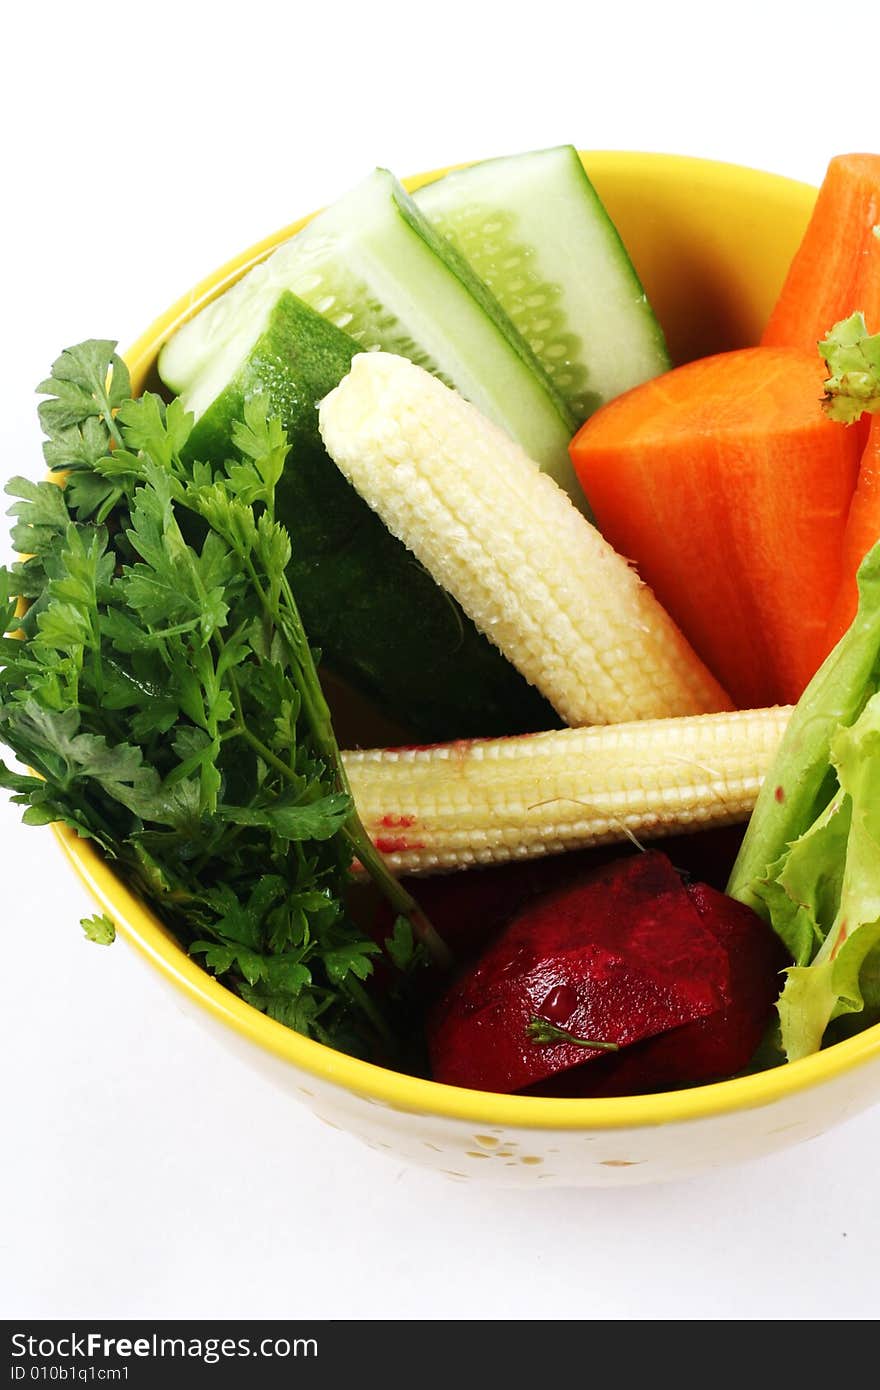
[319,352,730,726]
[343,706,792,875]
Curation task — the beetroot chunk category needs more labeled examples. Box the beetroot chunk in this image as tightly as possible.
[576,883,787,1095]
[527,882,788,1097]
[428,852,730,1094]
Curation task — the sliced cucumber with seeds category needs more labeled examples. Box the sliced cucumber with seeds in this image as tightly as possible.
[414,146,671,423]
[159,168,582,504]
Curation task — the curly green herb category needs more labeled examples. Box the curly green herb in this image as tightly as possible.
[0,341,446,1058]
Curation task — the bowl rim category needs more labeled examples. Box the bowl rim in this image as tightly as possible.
[54,149,880,1133]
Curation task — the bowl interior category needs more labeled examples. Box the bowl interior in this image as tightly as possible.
[54,151,880,1132]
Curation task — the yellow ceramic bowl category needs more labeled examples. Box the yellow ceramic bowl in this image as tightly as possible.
[54,152,880,1187]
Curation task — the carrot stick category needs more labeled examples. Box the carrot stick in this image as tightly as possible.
[824,417,880,650]
[762,154,880,351]
[569,346,863,709]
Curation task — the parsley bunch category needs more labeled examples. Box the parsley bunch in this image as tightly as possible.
[0,342,445,1058]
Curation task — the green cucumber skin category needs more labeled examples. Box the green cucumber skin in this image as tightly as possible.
[185,293,558,740]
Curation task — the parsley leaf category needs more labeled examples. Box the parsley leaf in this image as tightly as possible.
[37,341,130,437]
[81,913,116,945]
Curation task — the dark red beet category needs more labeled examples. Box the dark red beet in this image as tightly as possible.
[683,882,788,1070]
[428,852,730,1094]
[526,881,789,1097]
[369,827,749,969]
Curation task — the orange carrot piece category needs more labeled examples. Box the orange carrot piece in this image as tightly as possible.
[822,416,880,652]
[762,154,880,351]
[569,347,863,709]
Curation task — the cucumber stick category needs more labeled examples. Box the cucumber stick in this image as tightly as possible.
[160,168,582,503]
[183,292,557,740]
[414,146,671,423]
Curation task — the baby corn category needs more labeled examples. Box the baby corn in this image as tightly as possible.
[343,706,792,875]
[319,352,731,726]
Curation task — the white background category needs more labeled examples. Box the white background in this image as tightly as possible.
[2,0,879,1322]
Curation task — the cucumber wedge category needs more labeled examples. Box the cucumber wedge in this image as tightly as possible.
[160,168,583,503]
[414,146,671,422]
[183,291,558,740]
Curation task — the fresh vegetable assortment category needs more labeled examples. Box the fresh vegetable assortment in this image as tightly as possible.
[3,145,880,1098]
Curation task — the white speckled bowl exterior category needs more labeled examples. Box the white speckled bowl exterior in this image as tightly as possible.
[53,152,880,1186]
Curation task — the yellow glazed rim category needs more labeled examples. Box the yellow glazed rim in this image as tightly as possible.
[53,151,880,1132]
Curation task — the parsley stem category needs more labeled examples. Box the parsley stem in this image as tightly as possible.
[243,564,451,970]
[344,827,451,969]
[527,1018,620,1051]
[240,724,298,784]
[232,668,449,965]
[342,975,396,1053]
[104,410,125,451]
[89,616,104,705]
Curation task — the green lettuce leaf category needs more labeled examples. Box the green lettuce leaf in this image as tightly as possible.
[728,545,880,1059]
[742,690,880,1060]
[728,543,880,915]
[753,791,850,966]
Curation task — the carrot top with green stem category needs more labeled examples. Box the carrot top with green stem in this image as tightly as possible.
[818,313,880,656]
[820,311,880,424]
